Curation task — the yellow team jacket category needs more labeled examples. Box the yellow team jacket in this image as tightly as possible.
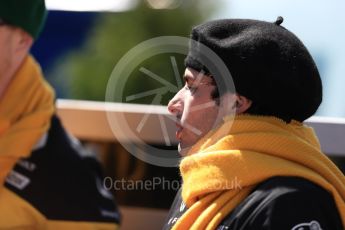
[0,116,120,229]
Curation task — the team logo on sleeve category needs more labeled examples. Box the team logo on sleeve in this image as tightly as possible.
[5,170,31,190]
[291,220,322,230]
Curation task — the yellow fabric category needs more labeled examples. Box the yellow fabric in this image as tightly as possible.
[0,189,120,230]
[0,188,45,229]
[0,55,55,156]
[172,115,345,230]
[0,55,54,185]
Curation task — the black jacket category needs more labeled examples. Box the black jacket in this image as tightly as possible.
[163,177,343,230]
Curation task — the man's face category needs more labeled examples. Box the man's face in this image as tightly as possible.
[0,23,32,99]
[0,23,16,99]
[168,68,230,156]
[0,24,14,76]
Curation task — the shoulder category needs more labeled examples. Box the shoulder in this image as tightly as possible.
[4,115,120,224]
[217,176,343,230]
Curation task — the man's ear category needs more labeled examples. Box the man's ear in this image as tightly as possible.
[234,94,252,114]
[15,29,33,53]
[218,93,252,117]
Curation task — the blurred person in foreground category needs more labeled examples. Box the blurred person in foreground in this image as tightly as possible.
[0,0,120,229]
[165,17,345,229]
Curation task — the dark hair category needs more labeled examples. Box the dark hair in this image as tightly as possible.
[206,75,220,106]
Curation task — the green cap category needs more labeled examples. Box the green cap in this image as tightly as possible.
[0,0,47,39]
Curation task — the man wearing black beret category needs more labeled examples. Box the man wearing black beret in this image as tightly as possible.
[165,17,345,229]
[0,0,120,228]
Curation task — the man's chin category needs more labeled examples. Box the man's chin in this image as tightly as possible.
[178,143,191,157]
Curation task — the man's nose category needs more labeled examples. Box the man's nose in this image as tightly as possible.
[167,95,183,115]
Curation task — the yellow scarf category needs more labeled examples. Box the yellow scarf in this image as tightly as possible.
[0,55,54,184]
[173,115,345,230]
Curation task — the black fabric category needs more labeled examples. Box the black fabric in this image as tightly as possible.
[163,189,185,229]
[163,177,343,230]
[185,17,322,122]
[5,116,120,224]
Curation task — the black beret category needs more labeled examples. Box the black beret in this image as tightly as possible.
[185,17,322,122]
